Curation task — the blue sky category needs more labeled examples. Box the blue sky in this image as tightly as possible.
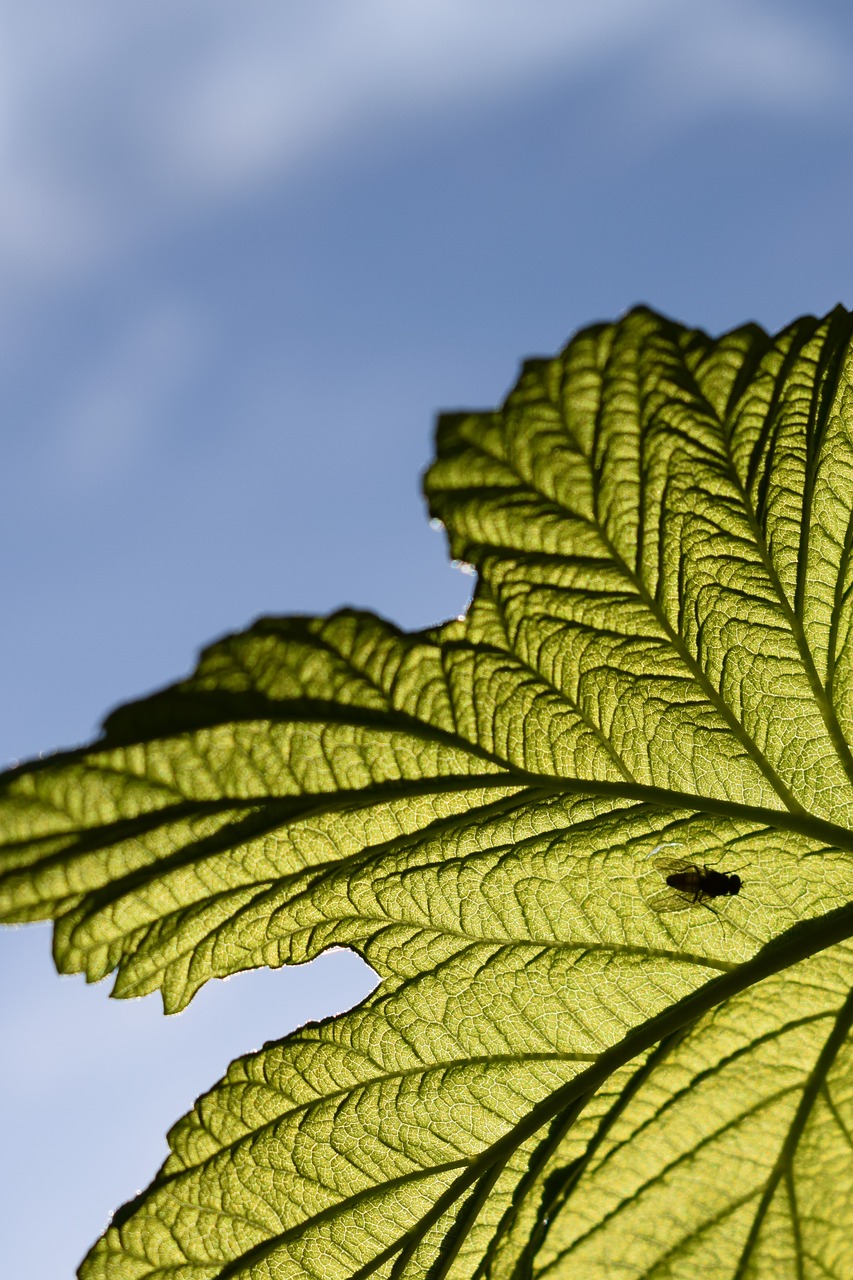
[3,1,853,1272]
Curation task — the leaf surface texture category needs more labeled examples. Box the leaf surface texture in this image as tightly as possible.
[3,307,853,1278]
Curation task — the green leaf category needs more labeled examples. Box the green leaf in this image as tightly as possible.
[524,944,853,1279]
[3,305,853,1278]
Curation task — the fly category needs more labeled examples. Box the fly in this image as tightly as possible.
[646,846,742,914]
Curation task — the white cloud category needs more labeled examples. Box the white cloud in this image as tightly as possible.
[652,2,842,113]
[47,299,205,488]
[0,0,844,297]
[162,0,674,196]
[566,1,845,170]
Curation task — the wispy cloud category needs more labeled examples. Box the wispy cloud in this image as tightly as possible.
[566,1,845,170]
[46,299,205,487]
[650,2,842,114]
[0,0,842,298]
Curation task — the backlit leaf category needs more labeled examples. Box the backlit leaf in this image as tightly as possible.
[2,306,853,1278]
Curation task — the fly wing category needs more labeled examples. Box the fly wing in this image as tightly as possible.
[651,855,699,876]
[646,884,698,914]
[646,856,700,913]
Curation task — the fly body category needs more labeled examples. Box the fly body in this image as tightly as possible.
[648,855,742,913]
[664,865,741,901]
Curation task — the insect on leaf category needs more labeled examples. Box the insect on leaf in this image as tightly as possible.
[643,854,742,913]
[3,306,853,1278]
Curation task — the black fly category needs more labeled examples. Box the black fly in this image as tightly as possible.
[647,846,742,914]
